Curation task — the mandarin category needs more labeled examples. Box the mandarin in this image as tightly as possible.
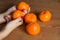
[26,22,40,35]
[17,2,29,12]
[24,13,37,23]
[39,10,52,22]
[12,10,24,19]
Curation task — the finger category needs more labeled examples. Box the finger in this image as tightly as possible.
[17,18,23,24]
[11,17,23,27]
[22,7,30,15]
[14,17,23,23]
[23,10,27,14]
[4,15,11,22]
[27,7,30,13]
[16,20,23,27]
[3,6,16,15]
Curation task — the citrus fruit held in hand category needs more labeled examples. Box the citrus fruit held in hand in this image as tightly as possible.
[26,22,40,35]
[39,10,52,22]
[24,13,37,23]
[12,10,24,19]
[17,2,30,12]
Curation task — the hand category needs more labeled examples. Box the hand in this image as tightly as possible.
[0,6,16,23]
[0,17,23,40]
[0,6,23,40]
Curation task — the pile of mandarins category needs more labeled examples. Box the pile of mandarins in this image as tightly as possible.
[12,2,52,35]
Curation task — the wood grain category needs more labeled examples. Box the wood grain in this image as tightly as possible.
[0,0,60,40]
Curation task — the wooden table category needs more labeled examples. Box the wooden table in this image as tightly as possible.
[0,0,60,40]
